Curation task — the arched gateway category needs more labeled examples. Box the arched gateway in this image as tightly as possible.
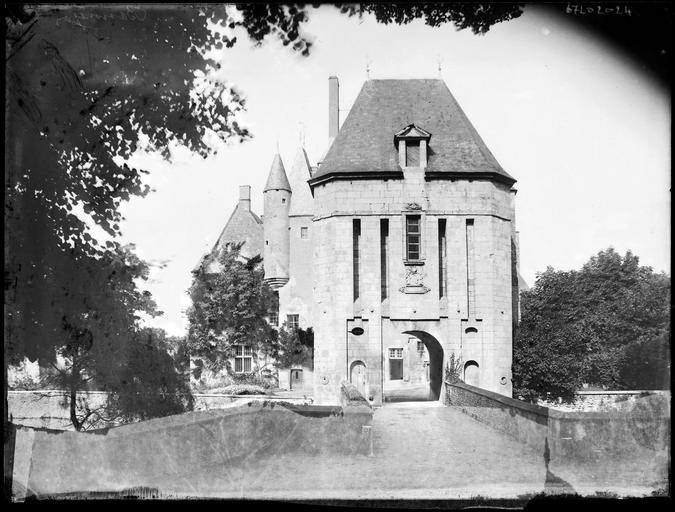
[402,331,444,401]
[382,330,444,403]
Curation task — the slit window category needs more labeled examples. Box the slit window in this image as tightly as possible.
[406,215,421,260]
[438,219,447,298]
[380,219,389,300]
[353,219,361,301]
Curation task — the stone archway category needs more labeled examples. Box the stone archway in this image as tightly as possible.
[401,330,444,401]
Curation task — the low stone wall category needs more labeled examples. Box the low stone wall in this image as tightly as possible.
[444,380,549,450]
[546,392,670,463]
[8,390,313,430]
[445,381,671,491]
[538,390,669,412]
[12,399,374,500]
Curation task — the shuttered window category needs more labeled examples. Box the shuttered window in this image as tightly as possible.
[405,141,420,167]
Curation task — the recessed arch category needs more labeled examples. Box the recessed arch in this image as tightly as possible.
[464,360,480,387]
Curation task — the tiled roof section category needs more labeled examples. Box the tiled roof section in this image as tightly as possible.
[194,202,264,273]
[264,153,291,192]
[288,147,314,216]
[312,79,515,184]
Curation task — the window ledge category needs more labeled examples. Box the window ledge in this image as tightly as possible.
[403,259,425,266]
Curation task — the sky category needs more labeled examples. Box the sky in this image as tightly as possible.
[116,5,671,336]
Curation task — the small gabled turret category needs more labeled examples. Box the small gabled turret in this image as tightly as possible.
[263,153,291,289]
[288,147,314,217]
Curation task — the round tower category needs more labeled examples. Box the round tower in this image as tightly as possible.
[263,153,291,289]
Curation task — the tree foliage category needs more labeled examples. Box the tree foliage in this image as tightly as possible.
[337,3,524,34]
[276,325,313,369]
[513,248,670,402]
[5,2,525,366]
[5,2,527,424]
[187,243,278,379]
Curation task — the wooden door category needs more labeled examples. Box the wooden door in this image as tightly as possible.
[290,369,303,390]
[350,361,367,396]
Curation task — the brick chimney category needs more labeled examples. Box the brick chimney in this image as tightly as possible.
[328,76,339,140]
[239,185,251,211]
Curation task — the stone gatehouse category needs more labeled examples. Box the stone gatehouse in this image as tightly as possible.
[200,77,524,405]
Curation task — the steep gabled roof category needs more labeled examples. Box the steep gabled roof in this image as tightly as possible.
[288,147,314,216]
[264,153,291,192]
[310,79,515,186]
[193,200,263,274]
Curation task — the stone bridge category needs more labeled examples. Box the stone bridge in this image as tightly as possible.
[8,382,669,501]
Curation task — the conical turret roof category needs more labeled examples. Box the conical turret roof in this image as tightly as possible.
[264,153,291,192]
[288,147,314,216]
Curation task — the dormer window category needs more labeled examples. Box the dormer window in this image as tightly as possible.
[394,124,432,169]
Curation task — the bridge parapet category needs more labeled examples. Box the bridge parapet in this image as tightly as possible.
[11,399,374,500]
[445,380,670,490]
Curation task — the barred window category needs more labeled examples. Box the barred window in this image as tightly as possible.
[234,345,253,373]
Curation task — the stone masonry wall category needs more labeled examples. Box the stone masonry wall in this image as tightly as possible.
[445,381,670,489]
[311,177,515,404]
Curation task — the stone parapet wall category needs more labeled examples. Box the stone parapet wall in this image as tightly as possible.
[8,390,312,431]
[445,380,548,450]
[445,381,670,485]
[11,400,374,500]
[538,390,670,412]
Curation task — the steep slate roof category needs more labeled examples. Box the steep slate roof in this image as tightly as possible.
[288,147,314,216]
[310,79,515,186]
[264,153,291,192]
[194,200,263,274]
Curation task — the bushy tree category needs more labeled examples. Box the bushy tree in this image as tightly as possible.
[277,325,313,369]
[513,248,670,402]
[187,243,278,382]
[29,247,192,430]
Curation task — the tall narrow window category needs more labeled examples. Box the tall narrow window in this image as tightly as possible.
[353,219,361,301]
[380,219,389,300]
[406,215,421,260]
[466,219,475,316]
[438,219,447,298]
